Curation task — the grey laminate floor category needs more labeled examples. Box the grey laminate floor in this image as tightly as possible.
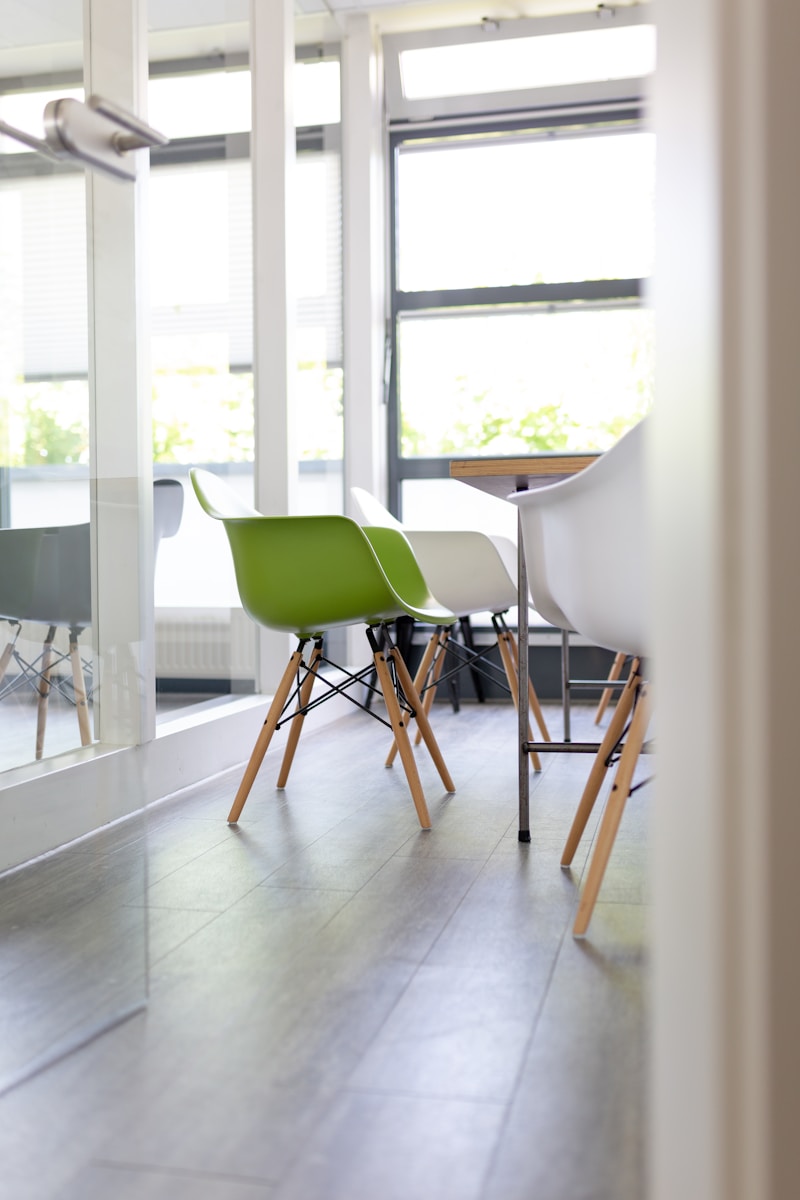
[0,699,649,1200]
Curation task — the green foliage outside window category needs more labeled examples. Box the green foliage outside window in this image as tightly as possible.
[1,362,344,467]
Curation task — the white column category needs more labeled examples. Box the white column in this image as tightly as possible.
[84,0,154,745]
[250,0,296,687]
[651,1,800,1197]
[341,14,387,665]
[341,13,387,508]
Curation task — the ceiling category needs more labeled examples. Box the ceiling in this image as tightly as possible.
[0,1,618,78]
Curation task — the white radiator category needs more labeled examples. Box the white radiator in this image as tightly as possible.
[155,608,255,680]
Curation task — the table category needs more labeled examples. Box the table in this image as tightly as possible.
[450,453,598,841]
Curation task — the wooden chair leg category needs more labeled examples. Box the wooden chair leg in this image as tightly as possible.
[69,634,92,746]
[561,658,642,867]
[276,642,323,788]
[227,649,304,824]
[385,626,445,764]
[412,628,449,747]
[508,629,551,742]
[573,682,652,937]
[0,628,18,688]
[594,651,627,725]
[496,628,541,772]
[35,625,56,761]
[389,645,455,794]
[373,645,432,829]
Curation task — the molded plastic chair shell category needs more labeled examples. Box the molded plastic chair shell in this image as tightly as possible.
[0,529,47,624]
[510,416,649,658]
[189,467,457,828]
[511,417,651,936]
[191,470,454,636]
[0,479,185,759]
[350,485,552,755]
[350,487,519,617]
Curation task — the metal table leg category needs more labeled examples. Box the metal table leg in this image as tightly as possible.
[561,627,571,743]
[517,510,530,842]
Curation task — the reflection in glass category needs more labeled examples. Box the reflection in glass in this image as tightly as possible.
[0,1,147,1100]
[1,118,91,768]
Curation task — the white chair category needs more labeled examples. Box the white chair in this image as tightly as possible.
[351,488,551,768]
[511,416,652,935]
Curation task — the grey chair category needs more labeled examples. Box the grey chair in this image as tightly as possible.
[0,478,184,759]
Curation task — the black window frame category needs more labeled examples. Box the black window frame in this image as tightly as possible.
[386,102,649,516]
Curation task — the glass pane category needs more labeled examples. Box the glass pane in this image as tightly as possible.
[0,8,147,1098]
[1,167,92,767]
[295,145,343,483]
[0,87,83,149]
[147,54,256,708]
[147,47,343,705]
[147,60,340,139]
[399,24,656,100]
[149,70,251,138]
[398,306,654,457]
[397,130,655,290]
[294,60,341,126]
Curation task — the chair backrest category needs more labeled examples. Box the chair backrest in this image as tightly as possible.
[0,479,185,631]
[350,487,404,531]
[189,469,261,520]
[0,528,47,622]
[351,485,520,617]
[154,478,185,552]
[510,416,649,657]
[28,522,92,628]
[190,468,455,635]
[402,530,519,616]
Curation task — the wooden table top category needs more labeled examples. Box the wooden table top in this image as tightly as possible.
[449,453,599,499]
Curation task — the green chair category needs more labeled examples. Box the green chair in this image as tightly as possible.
[189,468,457,828]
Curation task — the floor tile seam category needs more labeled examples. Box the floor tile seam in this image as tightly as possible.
[89,1155,276,1187]
[413,825,517,968]
[143,762,248,817]
[262,958,434,1193]
[340,1081,511,1108]
[256,881,361,894]
[473,875,580,1199]
[145,835,314,896]
[145,909,225,968]
[304,885,482,1106]
[142,832,262,886]
[303,854,510,1072]
[143,875,278,935]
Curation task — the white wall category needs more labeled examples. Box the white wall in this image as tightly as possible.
[652,1,800,1196]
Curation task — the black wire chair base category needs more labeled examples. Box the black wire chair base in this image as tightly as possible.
[0,646,93,710]
[274,626,418,736]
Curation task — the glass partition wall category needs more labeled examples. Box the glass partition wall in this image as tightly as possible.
[0,0,148,1094]
[0,94,91,770]
[146,27,343,712]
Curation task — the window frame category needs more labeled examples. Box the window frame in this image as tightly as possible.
[386,103,650,513]
[382,6,654,124]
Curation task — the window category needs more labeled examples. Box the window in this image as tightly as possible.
[1,51,344,694]
[398,23,656,101]
[384,11,655,524]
